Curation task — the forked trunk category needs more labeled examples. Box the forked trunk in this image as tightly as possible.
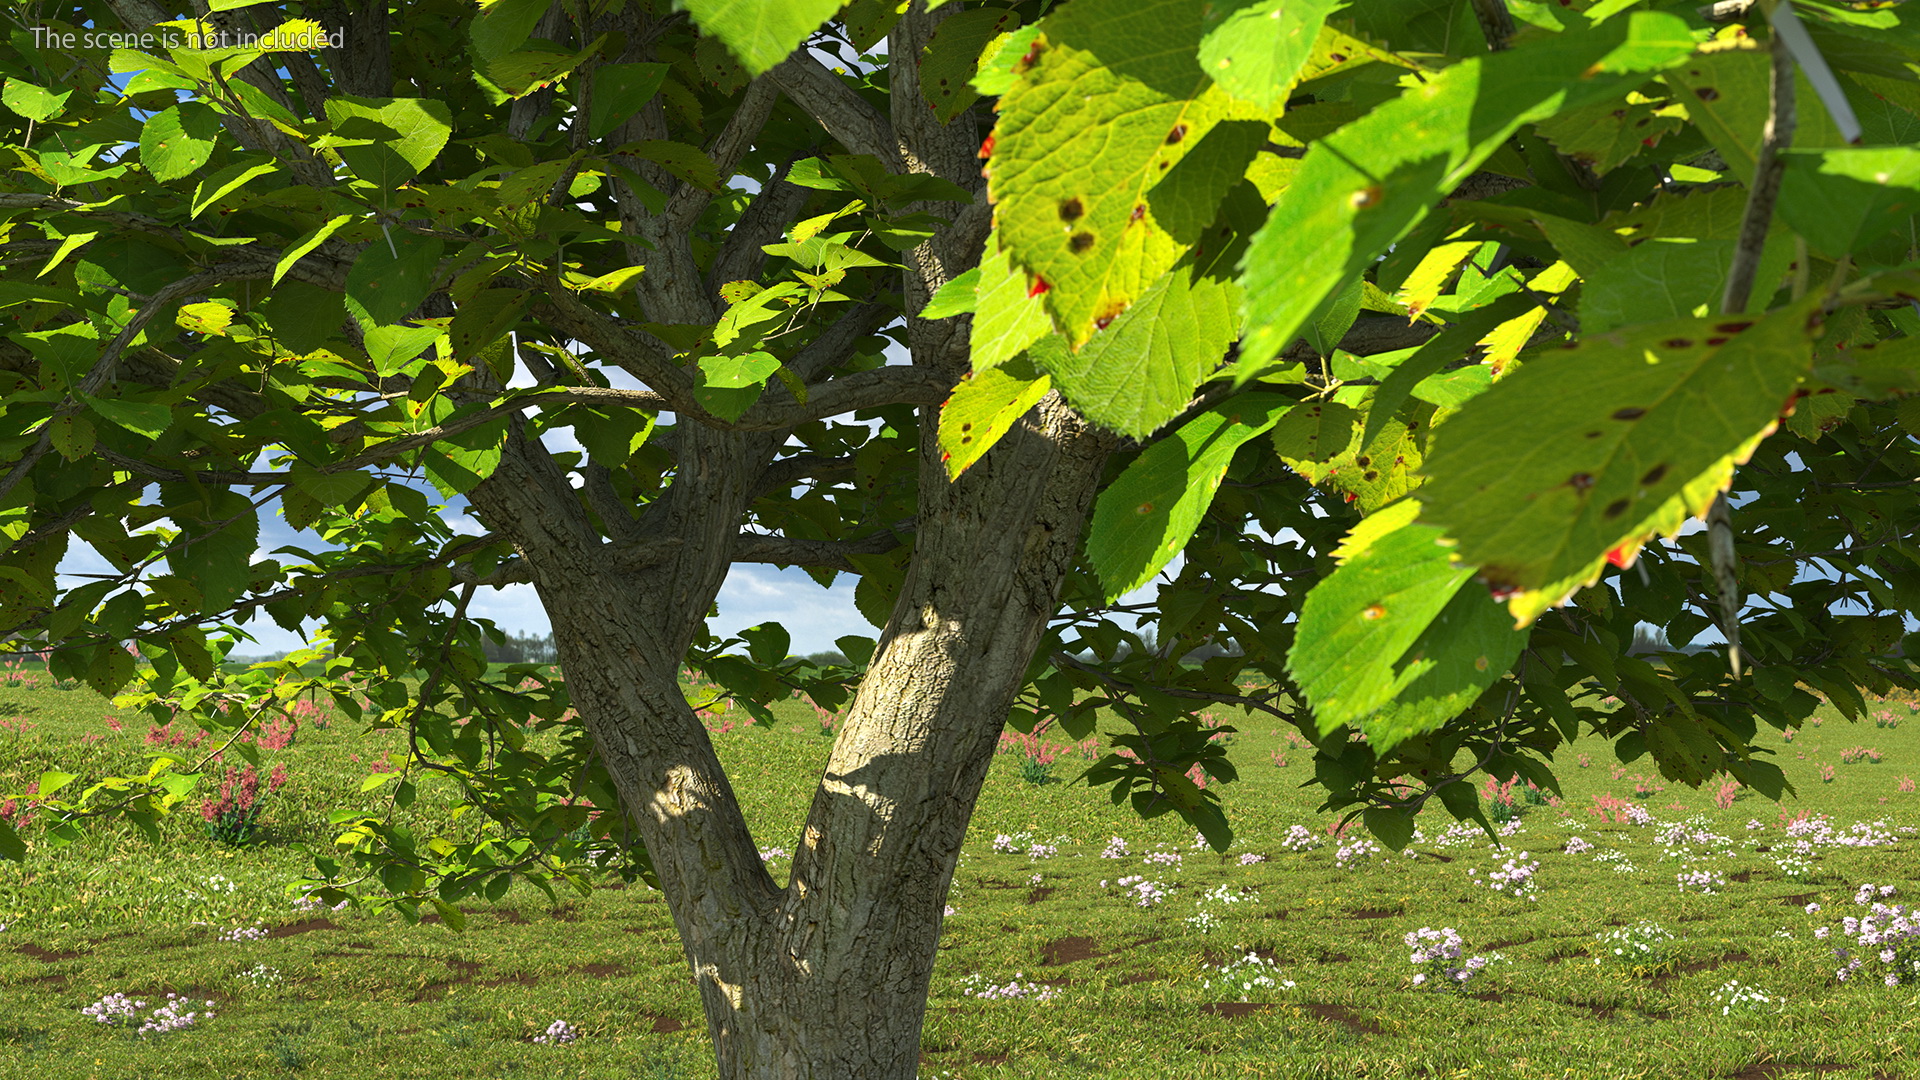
[478,396,1112,1077]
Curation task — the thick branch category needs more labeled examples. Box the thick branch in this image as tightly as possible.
[1722,34,1796,316]
[750,454,856,501]
[668,76,782,233]
[732,522,913,572]
[771,54,902,168]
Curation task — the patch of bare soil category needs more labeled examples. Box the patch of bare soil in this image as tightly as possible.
[1041,936,1100,965]
[14,944,84,962]
[1722,1064,1853,1079]
[1299,1002,1385,1036]
[1200,1002,1273,1018]
[264,918,340,940]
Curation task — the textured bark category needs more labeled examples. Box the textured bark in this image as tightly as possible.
[470,389,1113,1078]
[456,4,1111,1072]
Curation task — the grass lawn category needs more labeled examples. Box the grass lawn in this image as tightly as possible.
[2,661,1919,1079]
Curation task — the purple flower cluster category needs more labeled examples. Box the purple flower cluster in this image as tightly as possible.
[533,1019,580,1044]
[82,992,216,1034]
[1818,883,1920,985]
[1141,849,1181,868]
[1279,824,1318,852]
[1108,875,1166,907]
[960,973,1059,1002]
[1675,866,1726,894]
[1469,853,1540,900]
[1563,836,1594,855]
[1334,838,1381,868]
[1404,927,1492,989]
[1624,804,1654,826]
[1237,852,1267,865]
[1100,836,1130,859]
[1026,843,1058,860]
[218,924,269,942]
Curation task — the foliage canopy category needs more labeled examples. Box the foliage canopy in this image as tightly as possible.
[6,0,1920,1069]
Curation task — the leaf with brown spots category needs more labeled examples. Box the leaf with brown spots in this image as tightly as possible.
[938,350,1055,479]
[1418,296,1823,624]
[1289,501,1527,749]
[987,0,1264,346]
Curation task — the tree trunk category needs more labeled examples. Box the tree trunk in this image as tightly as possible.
[470,392,1111,1077]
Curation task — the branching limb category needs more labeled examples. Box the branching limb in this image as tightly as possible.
[771,53,902,168]
[750,454,857,501]
[731,521,914,572]
[668,76,781,233]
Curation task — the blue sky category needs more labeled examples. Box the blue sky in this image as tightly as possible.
[53,357,873,658]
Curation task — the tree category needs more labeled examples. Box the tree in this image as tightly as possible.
[5,0,1920,1075]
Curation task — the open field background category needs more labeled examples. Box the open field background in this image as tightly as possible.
[2,659,1919,1080]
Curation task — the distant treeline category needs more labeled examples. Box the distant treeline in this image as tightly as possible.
[480,631,560,665]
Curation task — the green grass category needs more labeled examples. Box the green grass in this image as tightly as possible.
[4,662,1920,1079]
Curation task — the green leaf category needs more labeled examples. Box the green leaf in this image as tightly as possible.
[680,0,845,75]
[139,102,220,182]
[167,625,215,682]
[922,267,979,320]
[1268,399,1357,463]
[939,353,1053,478]
[324,97,454,188]
[1777,147,1920,267]
[167,489,260,612]
[36,231,97,280]
[1085,393,1290,599]
[470,0,552,61]
[84,394,174,439]
[36,769,79,799]
[920,8,1024,123]
[988,0,1261,346]
[1196,0,1344,111]
[694,352,780,422]
[429,898,467,932]
[1665,48,1854,188]
[87,643,138,699]
[450,288,530,360]
[0,819,23,862]
[740,623,791,666]
[364,324,444,376]
[1363,805,1416,852]
[835,635,878,667]
[346,232,444,326]
[1417,296,1822,624]
[190,160,278,220]
[971,24,1042,96]
[613,140,721,192]
[589,63,670,141]
[423,421,508,499]
[1533,93,1684,177]
[275,214,351,288]
[3,78,73,121]
[1034,261,1238,438]
[177,301,235,336]
[969,244,1052,370]
[1144,120,1269,247]
[261,280,346,355]
[1289,501,1521,749]
[1236,12,1696,373]
[48,414,96,462]
[1570,186,1794,334]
